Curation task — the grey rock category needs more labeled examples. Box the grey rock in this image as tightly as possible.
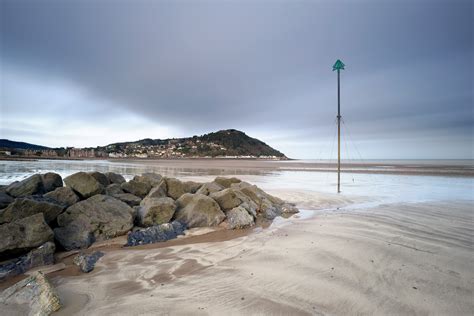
[88,171,109,186]
[0,191,14,209]
[121,180,151,198]
[0,196,65,224]
[0,213,54,258]
[165,178,186,199]
[133,173,163,187]
[54,195,134,250]
[44,186,80,207]
[145,179,167,198]
[175,193,225,228]
[6,174,44,197]
[73,251,104,273]
[184,181,202,193]
[0,242,55,281]
[196,182,224,195]
[126,221,186,246]
[214,176,242,188]
[0,271,61,315]
[210,188,257,213]
[112,193,142,207]
[105,183,124,195]
[137,197,176,227]
[226,206,255,229]
[41,172,63,193]
[64,172,103,198]
[105,172,126,184]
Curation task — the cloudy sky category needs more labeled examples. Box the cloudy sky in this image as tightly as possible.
[1,0,472,159]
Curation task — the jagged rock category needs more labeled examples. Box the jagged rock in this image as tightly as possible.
[210,188,257,213]
[0,214,54,258]
[0,196,65,224]
[126,221,186,246]
[40,172,63,193]
[145,179,167,198]
[6,174,44,197]
[165,178,186,199]
[175,193,225,228]
[196,182,224,195]
[214,176,242,188]
[54,195,133,250]
[105,172,126,184]
[121,180,151,198]
[44,187,79,207]
[133,173,163,187]
[88,171,109,186]
[0,191,14,209]
[226,206,255,229]
[184,181,202,193]
[0,242,55,281]
[64,172,103,198]
[73,251,104,273]
[105,183,124,195]
[137,197,176,227]
[113,193,142,207]
[0,271,61,315]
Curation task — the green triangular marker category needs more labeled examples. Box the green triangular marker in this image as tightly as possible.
[332,59,345,71]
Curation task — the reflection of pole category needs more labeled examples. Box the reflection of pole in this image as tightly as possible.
[337,69,341,193]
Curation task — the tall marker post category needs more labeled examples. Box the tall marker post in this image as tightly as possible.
[333,59,345,193]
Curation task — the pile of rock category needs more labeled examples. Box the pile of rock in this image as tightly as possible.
[0,171,298,281]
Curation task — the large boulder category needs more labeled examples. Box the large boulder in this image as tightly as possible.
[0,271,61,315]
[133,173,163,187]
[214,176,241,188]
[88,171,109,186]
[44,186,80,207]
[0,242,55,281]
[54,195,134,250]
[166,178,201,199]
[126,221,186,246]
[145,179,167,198]
[41,172,63,193]
[121,180,151,198]
[226,206,255,229]
[0,213,54,258]
[137,197,176,227]
[0,196,65,224]
[73,251,104,273]
[0,191,14,209]
[112,193,142,207]
[105,172,126,184]
[210,188,257,213]
[196,182,224,195]
[174,193,225,228]
[6,174,44,197]
[105,183,124,195]
[64,172,103,198]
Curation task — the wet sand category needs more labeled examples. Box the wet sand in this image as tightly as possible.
[34,198,471,315]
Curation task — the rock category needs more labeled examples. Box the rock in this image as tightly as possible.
[0,271,61,315]
[175,193,225,228]
[196,182,224,195]
[165,178,186,199]
[105,183,124,195]
[0,191,14,209]
[54,195,134,250]
[0,196,65,224]
[40,172,63,193]
[88,171,109,186]
[64,172,103,198]
[184,181,202,193]
[0,214,54,258]
[105,172,126,184]
[226,206,255,229]
[210,188,257,213]
[137,197,176,227]
[73,251,104,273]
[145,179,167,198]
[133,173,163,187]
[121,180,151,198]
[44,187,80,207]
[214,176,241,188]
[6,174,44,197]
[0,242,55,281]
[126,221,186,246]
[112,193,142,207]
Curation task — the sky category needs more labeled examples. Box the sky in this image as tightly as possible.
[0,0,472,159]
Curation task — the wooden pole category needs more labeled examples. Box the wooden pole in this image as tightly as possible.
[337,69,341,193]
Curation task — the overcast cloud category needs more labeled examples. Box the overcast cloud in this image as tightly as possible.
[1,0,472,159]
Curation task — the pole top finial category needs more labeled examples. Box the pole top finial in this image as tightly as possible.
[333,59,345,71]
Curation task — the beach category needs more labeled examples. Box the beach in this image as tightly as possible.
[1,159,473,315]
